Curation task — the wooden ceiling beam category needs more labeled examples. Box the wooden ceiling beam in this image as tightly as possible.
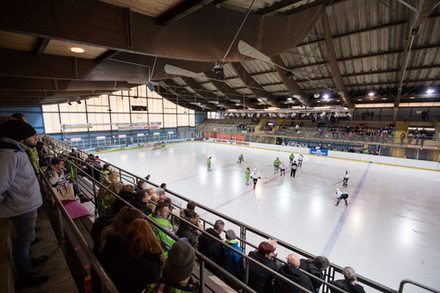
[34,37,50,57]
[157,0,214,27]
[322,9,353,108]
[0,77,135,91]
[0,49,149,82]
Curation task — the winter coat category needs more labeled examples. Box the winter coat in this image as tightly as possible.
[248,250,277,293]
[0,138,42,217]
[275,263,314,293]
[198,228,224,265]
[176,208,200,245]
[223,239,244,280]
[144,277,199,293]
[299,259,325,293]
[330,279,366,293]
[99,236,163,293]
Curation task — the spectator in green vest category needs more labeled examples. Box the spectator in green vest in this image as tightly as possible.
[148,201,176,258]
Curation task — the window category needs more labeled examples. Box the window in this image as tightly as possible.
[163,114,177,128]
[43,113,61,133]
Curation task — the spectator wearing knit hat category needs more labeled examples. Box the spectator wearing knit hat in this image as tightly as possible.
[222,229,244,280]
[0,119,49,286]
[144,240,199,293]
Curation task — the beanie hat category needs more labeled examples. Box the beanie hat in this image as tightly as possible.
[0,119,36,142]
[165,240,195,283]
[225,229,236,240]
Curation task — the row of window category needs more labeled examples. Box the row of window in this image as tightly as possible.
[42,86,195,133]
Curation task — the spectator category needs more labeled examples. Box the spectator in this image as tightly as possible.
[144,240,199,292]
[97,181,122,216]
[198,219,225,265]
[275,253,314,293]
[109,219,164,293]
[155,183,167,201]
[148,201,176,258]
[133,189,152,216]
[45,157,87,202]
[299,256,330,293]
[400,132,406,144]
[102,169,118,187]
[330,266,366,293]
[11,113,27,122]
[99,164,111,182]
[36,141,50,170]
[248,241,277,293]
[135,179,146,192]
[0,119,49,286]
[95,207,145,292]
[223,230,244,280]
[176,201,201,246]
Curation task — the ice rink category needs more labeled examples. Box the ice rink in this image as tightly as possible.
[98,141,440,292]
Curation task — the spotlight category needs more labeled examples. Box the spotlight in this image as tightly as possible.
[323,94,329,100]
[76,97,81,104]
[313,93,320,98]
[287,97,293,101]
[368,91,375,97]
[147,81,156,92]
[213,63,224,80]
[426,88,435,94]
[286,71,294,79]
[67,99,72,106]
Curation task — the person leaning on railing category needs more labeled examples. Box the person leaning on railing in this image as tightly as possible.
[247,241,278,293]
[176,201,201,247]
[330,266,366,293]
[299,256,330,293]
[275,253,315,293]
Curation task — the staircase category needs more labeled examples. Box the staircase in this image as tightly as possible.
[255,118,266,133]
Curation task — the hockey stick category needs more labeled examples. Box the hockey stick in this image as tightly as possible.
[334,180,343,185]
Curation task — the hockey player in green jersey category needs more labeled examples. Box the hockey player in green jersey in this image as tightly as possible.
[245,167,250,184]
[273,157,281,174]
[238,154,244,164]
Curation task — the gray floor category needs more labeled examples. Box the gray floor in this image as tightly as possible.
[99,142,440,292]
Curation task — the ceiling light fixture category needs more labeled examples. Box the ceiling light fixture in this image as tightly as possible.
[70,47,85,53]
[426,88,435,94]
[382,98,387,100]
[368,91,375,97]
[76,97,81,104]
[287,97,293,101]
[213,62,225,80]
[313,93,320,98]
[323,94,329,100]
[67,99,72,106]
[409,96,415,99]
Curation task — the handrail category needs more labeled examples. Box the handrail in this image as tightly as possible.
[39,167,120,293]
[42,134,397,293]
[43,141,330,293]
[399,279,439,293]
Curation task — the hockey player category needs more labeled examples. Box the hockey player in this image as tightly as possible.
[273,157,281,174]
[245,167,250,185]
[289,153,295,164]
[335,188,349,206]
[343,170,350,187]
[279,162,286,176]
[297,154,304,167]
[290,161,298,177]
[250,169,261,189]
[238,154,244,164]
[207,156,212,170]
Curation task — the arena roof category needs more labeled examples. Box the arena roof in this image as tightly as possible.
[0,0,439,112]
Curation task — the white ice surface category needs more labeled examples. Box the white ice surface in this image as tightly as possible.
[99,142,440,292]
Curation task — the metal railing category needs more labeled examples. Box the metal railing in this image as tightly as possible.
[42,134,438,293]
[38,166,119,293]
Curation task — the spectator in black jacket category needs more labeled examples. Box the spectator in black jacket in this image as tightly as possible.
[248,241,277,293]
[198,219,224,266]
[330,267,366,293]
[299,256,330,293]
[275,253,314,293]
